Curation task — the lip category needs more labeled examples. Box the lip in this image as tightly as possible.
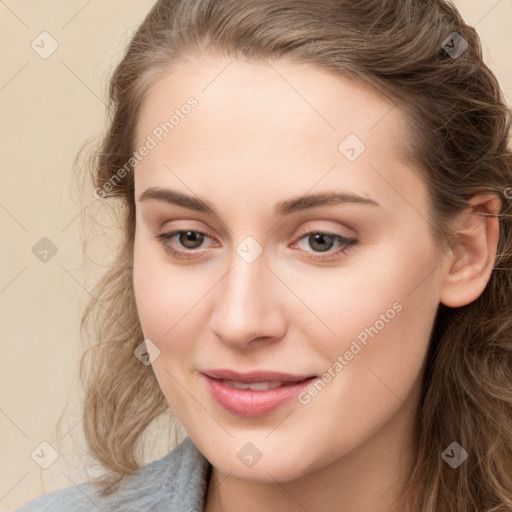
[201,369,318,417]
[202,368,316,383]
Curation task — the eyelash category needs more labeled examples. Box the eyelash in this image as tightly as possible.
[156,228,357,262]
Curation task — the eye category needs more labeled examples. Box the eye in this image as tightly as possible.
[156,228,357,261]
[156,229,214,260]
[292,230,357,261]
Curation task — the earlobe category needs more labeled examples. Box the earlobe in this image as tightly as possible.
[439,192,501,308]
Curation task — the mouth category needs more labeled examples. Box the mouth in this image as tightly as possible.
[212,378,311,391]
[201,368,317,384]
[201,371,318,417]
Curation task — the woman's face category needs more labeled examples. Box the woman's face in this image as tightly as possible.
[132,55,448,482]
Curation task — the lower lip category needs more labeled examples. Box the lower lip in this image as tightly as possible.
[202,374,317,417]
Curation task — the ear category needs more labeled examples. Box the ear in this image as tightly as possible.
[439,192,501,308]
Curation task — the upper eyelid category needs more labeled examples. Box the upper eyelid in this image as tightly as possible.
[153,210,358,238]
[161,227,354,248]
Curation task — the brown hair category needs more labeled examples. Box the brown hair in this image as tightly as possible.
[74,0,512,510]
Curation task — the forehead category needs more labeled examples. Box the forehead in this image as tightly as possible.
[133,55,427,220]
[136,54,408,148]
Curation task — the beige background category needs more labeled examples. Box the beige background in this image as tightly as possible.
[1,1,511,510]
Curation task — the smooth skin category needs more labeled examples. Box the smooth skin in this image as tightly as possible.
[132,55,500,512]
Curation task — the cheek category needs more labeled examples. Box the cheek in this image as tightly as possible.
[133,233,213,351]
[133,232,180,340]
[132,240,200,410]
[294,234,438,377]
[286,230,440,354]
[306,238,441,415]
[133,237,163,336]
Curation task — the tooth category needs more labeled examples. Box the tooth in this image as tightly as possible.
[226,380,250,390]
[222,380,283,390]
[247,381,282,390]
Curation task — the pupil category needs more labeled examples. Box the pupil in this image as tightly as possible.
[181,231,204,249]
[310,233,333,252]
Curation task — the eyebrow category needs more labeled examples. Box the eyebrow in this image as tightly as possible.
[138,187,380,216]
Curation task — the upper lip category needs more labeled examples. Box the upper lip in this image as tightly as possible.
[202,369,317,383]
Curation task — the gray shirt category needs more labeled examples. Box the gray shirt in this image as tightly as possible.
[14,436,212,511]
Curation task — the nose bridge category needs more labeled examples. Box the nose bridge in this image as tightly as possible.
[221,250,270,322]
[209,246,285,345]
[228,250,266,307]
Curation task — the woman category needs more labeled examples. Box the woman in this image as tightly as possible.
[16,0,512,510]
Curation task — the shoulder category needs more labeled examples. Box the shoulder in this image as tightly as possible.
[13,436,212,512]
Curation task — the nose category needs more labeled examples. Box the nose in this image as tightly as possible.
[208,249,287,348]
